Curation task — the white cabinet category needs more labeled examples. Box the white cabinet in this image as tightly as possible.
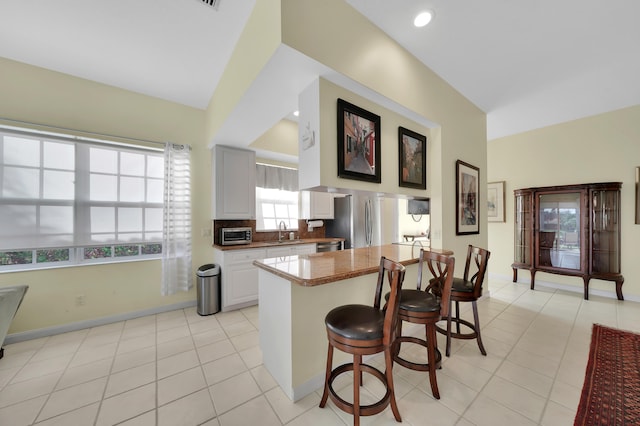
[266,243,316,258]
[212,145,255,219]
[299,191,334,219]
[215,247,266,312]
[214,243,316,312]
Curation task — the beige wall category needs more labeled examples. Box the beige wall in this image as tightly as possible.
[488,105,640,299]
[0,57,214,334]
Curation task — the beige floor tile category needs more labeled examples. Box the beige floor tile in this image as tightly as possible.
[158,366,207,406]
[540,400,576,426]
[0,395,47,426]
[285,405,344,426]
[463,394,537,426]
[96,383,156,426]
[157,335,195,359]
[37,377,107,422]
[105,362,156,398]
[158,388,216,426]
[118,410,156,426]
[197,339,236,364]
[11,353,72,383]
[55,358,112,390]
[202,353,247,385]
[112,346,156,373]
[495,359,553,397]
[209,371,261,414]
[238,345,262,369]
[265,386,319,424]
[250,365,278,392]
[33,402,99,426]
[0,372,60,408]
[230,330,259,352]
[222,320,257,338]
[218,395,281,426]
[157,349,200,379]
[481,376,546,422]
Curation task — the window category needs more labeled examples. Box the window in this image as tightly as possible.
[0,128,164,271]
[255,187,299,231]
[255,163,299,231]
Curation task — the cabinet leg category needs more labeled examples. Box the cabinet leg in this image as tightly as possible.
[616,278,624,301]
[512,268,518,283]
[530,270,536,290]
[583,277,590,300]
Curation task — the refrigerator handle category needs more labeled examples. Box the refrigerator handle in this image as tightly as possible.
[365,199,372,246]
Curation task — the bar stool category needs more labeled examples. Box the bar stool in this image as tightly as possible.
[390,249,454,399]
[436,245,491,357]
[319,257,406,426]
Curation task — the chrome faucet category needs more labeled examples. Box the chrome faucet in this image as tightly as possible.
[278,220,287,242]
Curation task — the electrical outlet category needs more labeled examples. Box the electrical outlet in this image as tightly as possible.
[75,295,86,306]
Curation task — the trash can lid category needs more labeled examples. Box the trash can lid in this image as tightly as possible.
[196,264,220,276]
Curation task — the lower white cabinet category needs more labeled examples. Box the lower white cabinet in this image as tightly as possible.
[214,243,316,312]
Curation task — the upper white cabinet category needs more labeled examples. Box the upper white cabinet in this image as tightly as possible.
[212,145,255,219]
[299,191,334,219]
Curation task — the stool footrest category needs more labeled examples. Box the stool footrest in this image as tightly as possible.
[393,336,442,371]
[326,362,392,417]
[436,317,478,340]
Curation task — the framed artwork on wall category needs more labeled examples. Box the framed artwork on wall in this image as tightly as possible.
[337,98,381,183]
[487,181,505,222]
[456,160,480,235]
[398,126,426,189]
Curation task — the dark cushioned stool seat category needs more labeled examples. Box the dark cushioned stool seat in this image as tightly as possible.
[325,305,384,341]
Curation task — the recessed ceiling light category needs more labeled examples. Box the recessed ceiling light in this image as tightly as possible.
[414,10,433,28]
[293,111,299,117]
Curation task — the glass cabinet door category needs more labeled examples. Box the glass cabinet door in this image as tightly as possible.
[591,190,620,274]
[514,192,532,266]
[537,192,581,270]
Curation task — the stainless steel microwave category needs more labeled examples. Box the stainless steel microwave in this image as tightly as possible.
[220,227,252,245]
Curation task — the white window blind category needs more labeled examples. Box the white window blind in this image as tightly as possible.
[0,129,164,251]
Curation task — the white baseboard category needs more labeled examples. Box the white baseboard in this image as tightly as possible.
[5,300,197,345]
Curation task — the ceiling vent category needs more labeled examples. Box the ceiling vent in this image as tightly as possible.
[199,0,220,10]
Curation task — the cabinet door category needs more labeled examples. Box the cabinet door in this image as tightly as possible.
[514,191,532,266]
[590,189,621,274]
[296,244,317,255]
[221,248,265,310]
[299,191,334,219]
[212,145,256,219]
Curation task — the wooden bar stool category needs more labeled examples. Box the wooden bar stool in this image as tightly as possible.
[390,249,454,399]
[436,245,491,357]
[319,257,406,426]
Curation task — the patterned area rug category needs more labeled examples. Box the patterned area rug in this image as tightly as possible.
[575,324,640,425]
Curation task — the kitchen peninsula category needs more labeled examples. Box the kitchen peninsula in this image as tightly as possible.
[253,244,453,401]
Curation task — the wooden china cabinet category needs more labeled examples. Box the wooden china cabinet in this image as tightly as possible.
[512,182,623,300]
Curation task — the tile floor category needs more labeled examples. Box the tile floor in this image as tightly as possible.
[1,276,639,425]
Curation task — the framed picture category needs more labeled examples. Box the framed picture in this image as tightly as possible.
[398,126,426,189]
[456,160,480,235]
[337,98,381,183]
[487,181,505,222]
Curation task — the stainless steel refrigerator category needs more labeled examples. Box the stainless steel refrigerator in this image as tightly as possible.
[325,194,393,249]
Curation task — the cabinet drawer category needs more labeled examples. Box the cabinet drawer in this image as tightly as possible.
[226,249,267,264]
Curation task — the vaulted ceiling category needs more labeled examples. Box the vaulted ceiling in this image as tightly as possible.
[1,0,638,141]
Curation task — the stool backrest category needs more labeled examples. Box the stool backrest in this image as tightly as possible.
[463,245,491,298]
[416,250,455,319]
[374,257,406,346]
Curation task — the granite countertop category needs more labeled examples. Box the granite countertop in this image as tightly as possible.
[253,244,453,286]
[213,237,345,251]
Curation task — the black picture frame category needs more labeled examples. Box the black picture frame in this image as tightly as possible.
[337,98,381,183]
[456,159,480,235]
[398,126,426,189]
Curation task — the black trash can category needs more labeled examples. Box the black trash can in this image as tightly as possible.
[196,264,221,316]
